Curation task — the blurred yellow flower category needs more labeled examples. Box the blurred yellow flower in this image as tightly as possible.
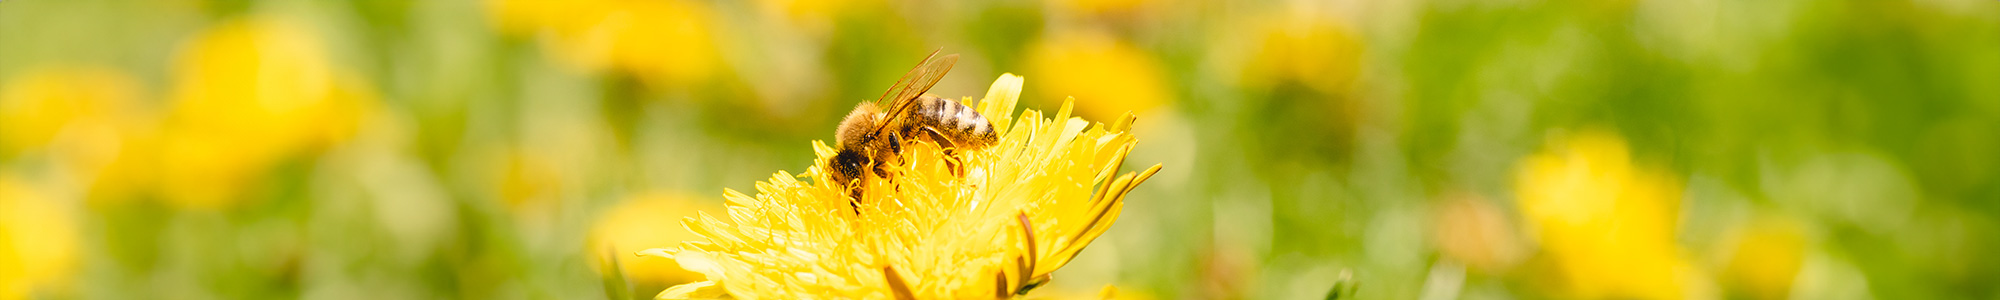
[1052,0,1151,15]
[1515,131,1688,300]
[1720,218,1806,300]
[589,192,717,286]
[489,146,565,214]
[647,74,1161,299]
[0,68,143,157]
[1026,30,1172,121]
[0,177,80,300]
[1238,14,1363,95]
[160,18,374,209]
[748,0,877,35]
[0,68,154,201]
[486,0,721,86]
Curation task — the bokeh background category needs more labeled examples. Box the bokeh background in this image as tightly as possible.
[2,0,1998,299]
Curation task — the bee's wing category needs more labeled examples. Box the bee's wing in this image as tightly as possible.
[868,49,959,136]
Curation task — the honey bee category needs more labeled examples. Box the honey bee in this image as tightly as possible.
[827,50,1000,211]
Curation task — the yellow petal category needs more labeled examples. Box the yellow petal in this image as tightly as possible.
[656,280,729,300]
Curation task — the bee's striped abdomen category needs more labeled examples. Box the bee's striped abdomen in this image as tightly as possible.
[906,96,998,149]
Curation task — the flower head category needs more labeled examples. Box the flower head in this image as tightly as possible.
[648,74,1160,299]
[1720,217,1806,300]
[0,67,142,157]
[160,17,374,208]
[1235,12,1362,95]
[590,192,718,286]
[0,176,80,299]
[1026,30,1172,121]
[1515,130,1688,300]
[485,0,720,86]
[0,67,152,201]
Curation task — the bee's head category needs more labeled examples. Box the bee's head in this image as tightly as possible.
[828,149,868,189]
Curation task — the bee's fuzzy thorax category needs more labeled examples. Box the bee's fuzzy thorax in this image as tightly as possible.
[835,102,883,148]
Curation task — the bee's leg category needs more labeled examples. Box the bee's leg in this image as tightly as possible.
[917,127,966,177]
[840,174,863,215]
[893,131,909,162]
[871,162,891,179]
[916,126,961,150]
[869,162,896,197]
[849,188,862,215]
[877,133,902,194]
[874,134,900,179]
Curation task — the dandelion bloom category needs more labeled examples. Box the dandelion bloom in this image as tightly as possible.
[1515,131,1688,300]
[1720,218,1806,300]
[1236,13,1362,95]
[0,177,80,299]
[1026,31,1172,121]
[159,17,374,208]
[646,74,1160,299]
[0,68,142,158]
[485,0,720,85]
[590,193,717,286]
[0,68,151,200]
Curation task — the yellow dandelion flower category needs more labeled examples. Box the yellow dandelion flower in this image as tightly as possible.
[485,0,721,86]
[748,0,878,35]
[646,74,1161,299]
[590,192,719,286]
[0,176,80,300]
[0,67,155,201]
[1025,30,1172,121]
[1237,13,1363,95]
[0,67,142,157]
[1515,130,1688,300]
[488,146,566,214]
[1719,217,1806,300]
[160,17,374,209]
[1050,0,1151,15]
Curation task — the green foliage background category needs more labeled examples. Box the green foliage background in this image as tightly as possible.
[0,0,1996,299]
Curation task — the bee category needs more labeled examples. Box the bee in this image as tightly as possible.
[827,50,1000,211]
